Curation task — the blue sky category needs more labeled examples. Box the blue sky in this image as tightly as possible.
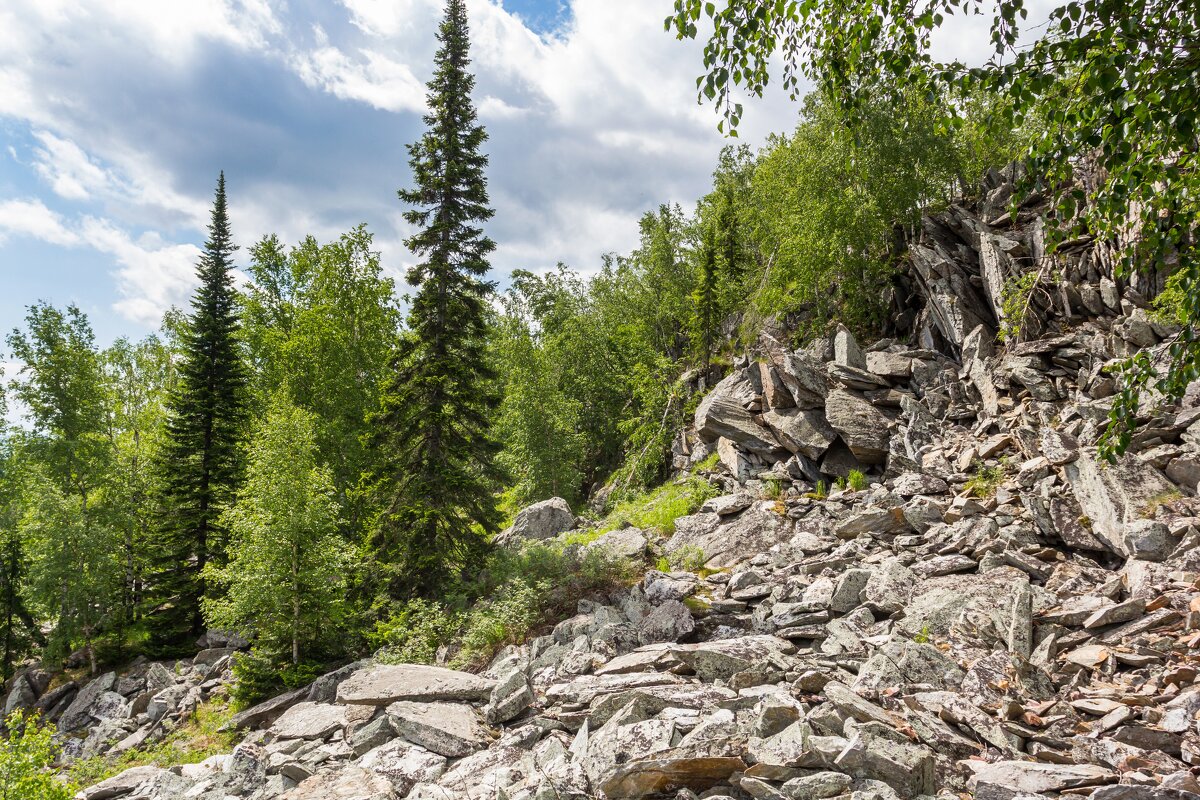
[0,0,1019,353]
[0,0,804,350]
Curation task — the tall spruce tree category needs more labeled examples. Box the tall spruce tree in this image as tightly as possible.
[369,0,503,598]
[156,173,248,641]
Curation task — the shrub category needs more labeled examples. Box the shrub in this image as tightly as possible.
[762,477,783,499]
[667,545,708,573]
[371,598,463,666]
[68,700,236,789]
[847,470,868,491]
[964,463,1004,498]
[0,711,73,800]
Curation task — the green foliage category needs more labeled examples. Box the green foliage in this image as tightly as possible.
[965,464,1005,499]
[847,470,868,492]
[0,711,73,800]
[667,0,1200,459]
[373,538,636,670]
[598,477,718,536]
[204,396,347,667]
[369,0,504,599]
[241,226,401,533]
[666,545,707,573]
[806,480,828,500]
[694,451,721,472]
[746,91,996,328]
[157,173,250,643]
[762,477,783,500]
[228,652,282,708]
[913,625,931,645]
[998,271,1042,343]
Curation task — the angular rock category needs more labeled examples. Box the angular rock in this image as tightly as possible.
[269,701,349,740]
[386,701,491,757]
[825,389,892,464]
[763,408,837,460]
[694,373,784,454]
[1066,448,1178,555]
[495,497,575,545]
[281,765,399,800]
[337,664,495,705]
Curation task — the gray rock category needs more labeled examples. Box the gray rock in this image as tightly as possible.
[1122,519,1178,562]
[337,664,495,705]
[269,701,349,740]
[495,497,575,545]
[970,761,1116,797]
[76,765,163,800]
[834,325,867,370]
[485,668,533,725]
[854,640,965,692]
[354,739,447,795]
[667,502,792,569]
[60,671,117,732]
[584,527,648,560]
[825,389,892,464]
[694,373,783,454]
[1066,448,1178,556]
[386,701,491,757]
[763,408,837,460]
[280,765,399,800]
[639,600,695,644]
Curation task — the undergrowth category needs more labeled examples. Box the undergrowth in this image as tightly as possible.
[68,699,237,788]
[597,475,718,536]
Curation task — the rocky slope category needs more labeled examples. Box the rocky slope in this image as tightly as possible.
[26,170,1200,799]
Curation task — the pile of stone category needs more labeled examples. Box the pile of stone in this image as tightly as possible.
[4,633,246,764]
[48,166,1200,799]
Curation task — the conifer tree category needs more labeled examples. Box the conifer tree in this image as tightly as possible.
[156,173,248,640]
[370,0,503,597]
[690,226,720,371]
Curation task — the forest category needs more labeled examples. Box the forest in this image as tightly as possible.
[0,0,1195,752]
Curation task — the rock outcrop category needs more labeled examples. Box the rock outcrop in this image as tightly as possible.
[51,168,1200,800]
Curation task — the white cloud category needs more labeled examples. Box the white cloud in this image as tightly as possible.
[291,42,429,114]
[31,130,112,201]
[0,199,81,247]
[78,218,202,326]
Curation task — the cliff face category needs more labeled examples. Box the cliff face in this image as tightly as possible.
[45,176,1200,800]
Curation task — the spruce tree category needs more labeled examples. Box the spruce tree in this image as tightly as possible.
[156,172,248,641]
[370,0,503,598]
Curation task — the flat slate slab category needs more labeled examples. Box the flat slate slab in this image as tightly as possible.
[336,663,495,705]
[269,701,349,740]
[387,700,492,757]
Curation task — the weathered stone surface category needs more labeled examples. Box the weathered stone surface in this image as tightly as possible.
[584,527,648,560]
[1066,448,1178,555]
[354,740,447,794]
[386,701,491,757]
[599,753,745,798]
[269,702,349,740]
[695,373,783,454]
[495,497,575,545]
[60,671,117,732]
[224,685,309,731]
[280,765,399,800]
[667,502,792,569]
[75,765,164,800]
[970,760,1116,796]
[762,408,837,460]
[337,664,495,705]
[639,600,695,644]
[825,389,892,464]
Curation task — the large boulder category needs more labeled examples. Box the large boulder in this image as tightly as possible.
[60,671,117,732]
[494,497,575,546]
[268,701,349,740]
[337,664,495,705]
[1066,448,1179,556]
[281,765,399,800]
[762,408,837,460]
[824,389,892,464]
[386,701,491,758]
[694,374,782,454]
[666,502,792,569]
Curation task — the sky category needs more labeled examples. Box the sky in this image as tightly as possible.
[0,0,805,348]
[0,0,1048,351]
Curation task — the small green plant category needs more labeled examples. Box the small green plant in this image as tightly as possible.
[999,271,1041,343]
[805,480,828,500]
[0,711,74,800]
[913,625,931,645]
[847,469,868,491]
[694,451,721,472]
[1140,490,1183,519]
[1153,270,1189,326]
[667,545,707,573]
[834,476,848,490]
[655,556,672,573]
[964,463,1004,498]
[762,477,783,500]
[598,476,718,536]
